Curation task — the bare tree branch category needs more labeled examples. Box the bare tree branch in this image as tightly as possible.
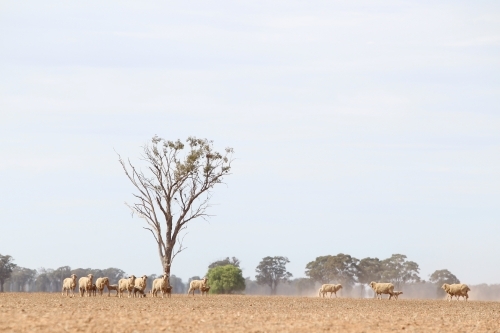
[118,136,233,275]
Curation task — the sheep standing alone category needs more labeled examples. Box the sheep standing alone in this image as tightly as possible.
[318,284,343,298]
[61,274,78,297]
[187,277,208,296]
[118,275,137,298]
[369,282,395,300]
[95,277,110,296]
[133,275,148,298]
[442,283,471,301]
[78,274,94,297]
[151,274,170,298]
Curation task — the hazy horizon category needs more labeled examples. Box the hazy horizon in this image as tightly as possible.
[1,1,499,285]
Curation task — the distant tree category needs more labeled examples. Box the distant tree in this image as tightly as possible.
[207,265,245,294]
[100,268,126,284]
[429,269,460,285]
[429,269,460,297]
[255,256,292,295]
[295,278,316,295]
[35,271,51,292]
[357,257,384,298]
[357,257,383,285]
[381,254,420,288]
[52,266,72,289]
[0,255,16,292]
[170,274,185,294]
[305,253,359,289]
[119,136,234,275]
[208,257,240,269]
[10,267,37,292]
[70,268,92,280]
[304,256,331,284]
[35,268,53,292]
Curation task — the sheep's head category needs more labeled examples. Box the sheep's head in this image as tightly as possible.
[88,274,94,281]
[370,282,376,288]
[441,283,449,291]
[142,275,148,280]
[338,285,343,290]
[71,274,77,280]
[129,275,136,281]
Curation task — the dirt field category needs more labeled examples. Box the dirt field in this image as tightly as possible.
[1,293,499,333]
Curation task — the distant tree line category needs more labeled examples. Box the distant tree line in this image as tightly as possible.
[3,252,498,300]
[0,254,186,293]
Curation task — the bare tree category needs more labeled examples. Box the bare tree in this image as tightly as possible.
[118,136,233,275]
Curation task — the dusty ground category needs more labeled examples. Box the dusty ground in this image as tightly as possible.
[0,293,499,333]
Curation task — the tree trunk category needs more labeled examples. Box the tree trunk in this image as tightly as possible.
[0,280,4,292]
[161,256,171,276]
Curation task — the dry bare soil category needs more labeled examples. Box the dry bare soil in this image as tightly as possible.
[1,293,499,333]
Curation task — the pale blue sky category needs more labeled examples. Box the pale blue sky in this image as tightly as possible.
[1,1,499,284]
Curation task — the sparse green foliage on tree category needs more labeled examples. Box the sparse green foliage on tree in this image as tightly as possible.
[119,136,234,275]
[255,256,293,295]
[206,265,245,294]
[0,255,16,292]
[208,257,240,269]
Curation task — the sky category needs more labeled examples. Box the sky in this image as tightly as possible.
[1,1,499,285]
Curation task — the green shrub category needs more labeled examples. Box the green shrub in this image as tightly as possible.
[206,265,245,294]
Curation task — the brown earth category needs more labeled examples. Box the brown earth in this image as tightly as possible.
[1,293,499,333]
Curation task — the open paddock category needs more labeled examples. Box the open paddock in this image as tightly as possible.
[0,293,499,332]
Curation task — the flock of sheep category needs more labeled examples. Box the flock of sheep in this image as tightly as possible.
[61,274,209,298]
[62,274,470,301]
[318,282,470,301]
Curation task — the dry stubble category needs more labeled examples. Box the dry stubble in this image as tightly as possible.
[0,293,499,333]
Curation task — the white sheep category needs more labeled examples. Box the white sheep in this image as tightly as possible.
[61,274,77,297]
[133,275,148,298]
[369,282,395,300]
[78,274,94,297]
[442,283,470,301]
[318,284,343,298]
[151,274,170,298]
[187,277,208,296]
[95,277,110,296]
[118,275,137,298]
